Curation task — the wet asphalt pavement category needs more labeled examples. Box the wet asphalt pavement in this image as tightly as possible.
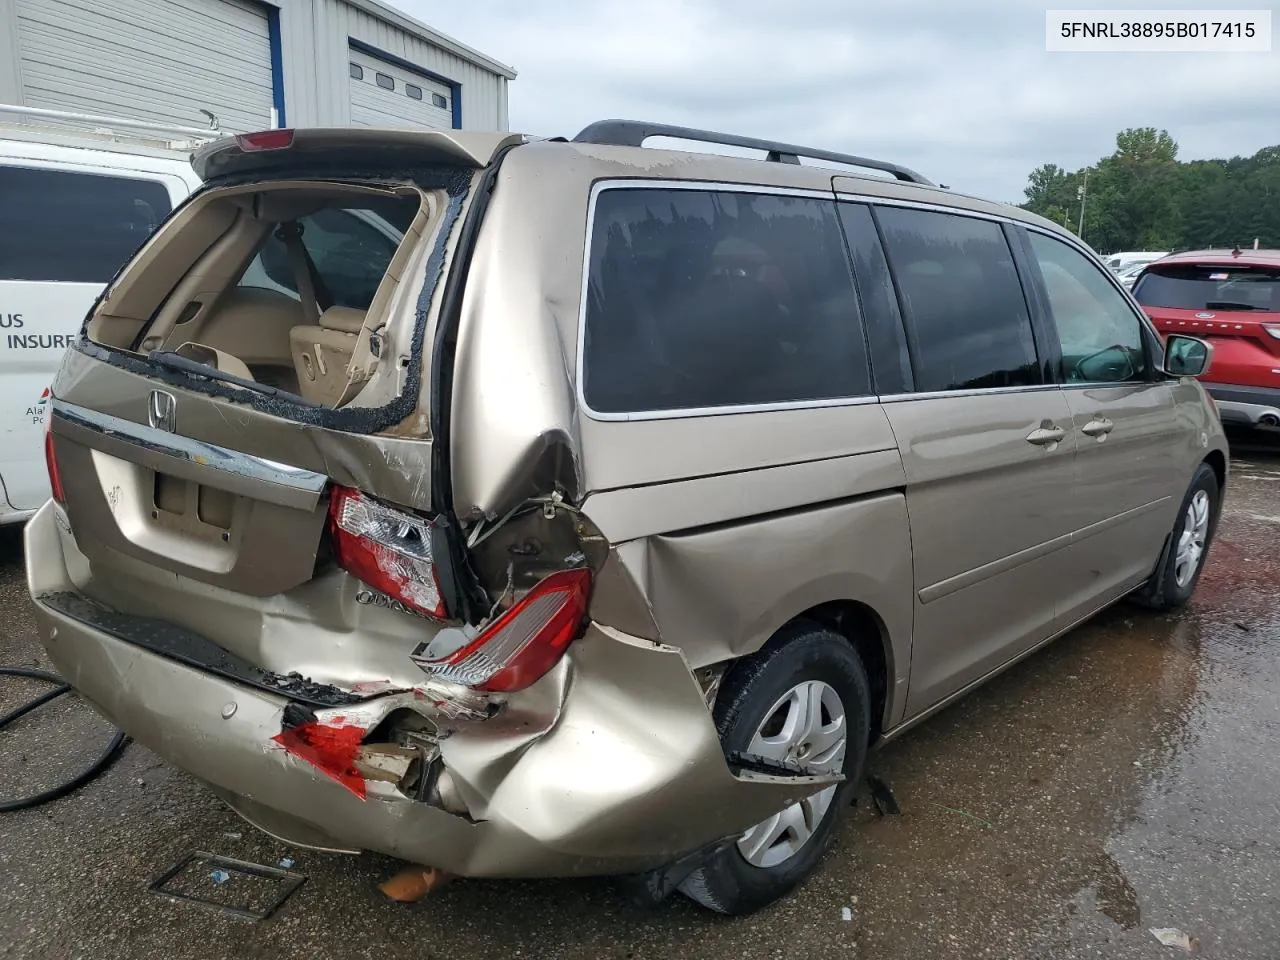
[2,440,1279,959]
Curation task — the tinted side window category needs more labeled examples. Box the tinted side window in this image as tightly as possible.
[877,207,1040,392]
[0,166,172,283]
[240,201,412,310]
[837,202,912,395]
[1028,231,1148,384]
[583,188,870,414]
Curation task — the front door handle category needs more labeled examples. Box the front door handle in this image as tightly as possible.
[1025,424,1066,446]
[1081,417,1115,438]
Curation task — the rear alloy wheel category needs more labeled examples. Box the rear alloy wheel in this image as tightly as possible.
[1133,462,1220,610]
[736,680,847,868]
[679,623,870,915]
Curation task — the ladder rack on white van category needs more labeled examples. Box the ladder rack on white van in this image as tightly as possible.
[0,104,224,151]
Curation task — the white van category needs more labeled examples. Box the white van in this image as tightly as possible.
[0,108,205,525]
[1103,251,1168,274]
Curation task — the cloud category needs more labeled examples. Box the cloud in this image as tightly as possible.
[400,0,1280,202]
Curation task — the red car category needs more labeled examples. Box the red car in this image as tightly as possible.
[1132,248,1280,431]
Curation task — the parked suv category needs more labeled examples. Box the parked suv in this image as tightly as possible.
[1132,248,1280,431]
[26,122,1226,915]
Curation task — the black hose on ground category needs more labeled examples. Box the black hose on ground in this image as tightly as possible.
[0,667,128,812]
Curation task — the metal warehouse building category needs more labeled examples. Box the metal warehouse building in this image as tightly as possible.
[0,0,513,133]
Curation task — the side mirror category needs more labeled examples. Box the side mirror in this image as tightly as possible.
[1164,334,1212,377]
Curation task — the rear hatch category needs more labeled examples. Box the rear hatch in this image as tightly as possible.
[1133,259,1280,389]
[42,129,519,680]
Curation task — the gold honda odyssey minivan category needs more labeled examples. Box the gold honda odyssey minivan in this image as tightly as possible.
[26,121,1226,915]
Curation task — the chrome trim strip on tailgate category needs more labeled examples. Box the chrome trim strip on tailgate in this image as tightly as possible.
[50,399,328,511]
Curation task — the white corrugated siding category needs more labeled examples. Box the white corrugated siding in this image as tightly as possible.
[348,45,452,130]
[0,0,23,106]
[285,0,507,130]
[0,0,510,135]
[14,0,274,133]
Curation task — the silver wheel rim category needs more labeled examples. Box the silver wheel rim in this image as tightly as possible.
[737,680,847,869]
[1174,489,1211,588]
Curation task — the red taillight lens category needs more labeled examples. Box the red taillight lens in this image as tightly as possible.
[328,486,446,619]
[44,424,65,504]
[412,568,592,693]
[234,128,295,152]
[272,720,367,798]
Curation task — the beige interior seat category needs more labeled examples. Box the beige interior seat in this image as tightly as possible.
[290,306,367,405]
[189,287,307,367]
[172,341,255,382]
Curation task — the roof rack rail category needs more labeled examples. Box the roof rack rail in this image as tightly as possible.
[0,104,222,141]
[572,120,933,186]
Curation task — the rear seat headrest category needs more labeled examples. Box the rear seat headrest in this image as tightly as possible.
[318,306,366,334]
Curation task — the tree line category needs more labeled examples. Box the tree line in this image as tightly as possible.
[1019,128,1279,255]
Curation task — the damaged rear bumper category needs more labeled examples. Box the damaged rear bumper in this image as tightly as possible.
[24,502,837,878]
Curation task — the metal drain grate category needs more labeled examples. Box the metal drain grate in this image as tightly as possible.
[149,851,306,920]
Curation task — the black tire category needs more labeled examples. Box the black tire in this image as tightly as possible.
[1133,462,1220,611]
[678,622,871,915]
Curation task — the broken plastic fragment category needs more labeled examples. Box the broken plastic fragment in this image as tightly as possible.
[349,679,397,695]
[867,775,901,816]
[272,720,368,799]
[1150,928,1197,952]
[210,870,231,884]
[378,865,454,902]
[278,857,295,869]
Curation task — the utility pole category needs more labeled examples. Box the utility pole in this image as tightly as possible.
[1076,169,1089,240]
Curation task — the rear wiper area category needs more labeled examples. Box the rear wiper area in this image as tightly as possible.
[1204,301,1260,311]
[148,351,323,407]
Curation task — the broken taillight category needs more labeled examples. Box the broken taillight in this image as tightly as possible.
[44,421,65,504]
[328,486,446,619]
[412,568,592,693]
[272,720,367,799]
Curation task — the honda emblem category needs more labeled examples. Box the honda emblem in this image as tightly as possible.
[147,390,177,433]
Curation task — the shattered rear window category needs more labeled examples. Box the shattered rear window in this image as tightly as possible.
[238,197,419,311]
[79,162,473,433]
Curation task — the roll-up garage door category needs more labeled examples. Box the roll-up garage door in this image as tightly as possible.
[16,0,275,133]
[348,46,454,131]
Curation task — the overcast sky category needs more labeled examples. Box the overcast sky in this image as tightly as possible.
[400,0,1280,203]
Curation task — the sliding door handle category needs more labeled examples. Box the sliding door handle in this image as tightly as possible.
[1081,417,1115,438]
[1025,425,1066,446]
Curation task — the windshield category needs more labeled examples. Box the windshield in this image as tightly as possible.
[1133,264,1280,312]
